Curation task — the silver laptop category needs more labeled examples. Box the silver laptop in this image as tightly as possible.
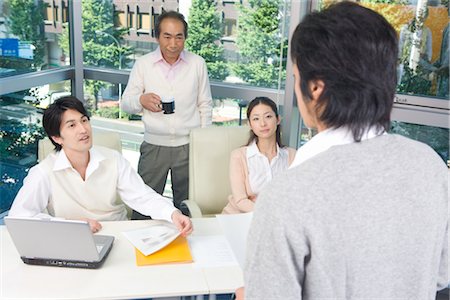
[4,217,114,269]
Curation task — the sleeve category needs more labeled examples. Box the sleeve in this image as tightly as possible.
[8,165,53,219]
[436,221,449,291]
[121,59,145,114]
[115,153,177,222]
[196,58,212,127]
[228,149,255,213]
[245,184,307,299]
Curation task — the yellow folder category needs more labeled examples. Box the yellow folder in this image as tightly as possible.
[135,235,193,266]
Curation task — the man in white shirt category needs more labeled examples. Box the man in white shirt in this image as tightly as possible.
[9,96,192,235]
[121,11,212,217]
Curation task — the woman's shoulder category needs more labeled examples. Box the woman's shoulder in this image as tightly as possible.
[231,146,248,157]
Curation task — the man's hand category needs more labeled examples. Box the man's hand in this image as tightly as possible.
[171,210,193,237]
[235,287,245,300]
[140,93,163,112]
[80,218,102,233]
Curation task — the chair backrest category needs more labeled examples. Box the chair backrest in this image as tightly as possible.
[38,132,122,161]
[189,126,250,216]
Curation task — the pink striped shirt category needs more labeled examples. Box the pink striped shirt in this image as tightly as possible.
[153,47,187,83]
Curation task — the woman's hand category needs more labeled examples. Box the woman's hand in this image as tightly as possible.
[171,210,193,237]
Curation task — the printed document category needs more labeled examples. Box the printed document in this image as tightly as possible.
[188,235,238,268]
[216,212,253,268]
[122,221,180,256]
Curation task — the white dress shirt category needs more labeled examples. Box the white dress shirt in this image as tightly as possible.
[247,142,291,194]
[290,126,385,168]
[9,146,177,222]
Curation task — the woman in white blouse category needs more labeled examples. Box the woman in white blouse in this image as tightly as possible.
[222,97,296,214]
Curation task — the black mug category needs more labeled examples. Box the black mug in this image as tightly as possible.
[161,100,175,114]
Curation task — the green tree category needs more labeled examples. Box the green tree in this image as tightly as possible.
[233,0,286,88]
[59,0,132,110]
[186,0,229,80]
[4,0,46,69]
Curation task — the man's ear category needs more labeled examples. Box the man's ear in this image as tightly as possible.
[308,79,325,103]
[51,136,62,146]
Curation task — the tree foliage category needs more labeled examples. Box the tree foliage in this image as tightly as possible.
[4,0,46,69]
[233,0,286,88]
[59,0,132,110]
[186,0,229,80]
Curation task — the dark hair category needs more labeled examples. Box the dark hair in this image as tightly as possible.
[246,97,284,147]
[290,1,398,142]
[43,96,90,152]
[155,11,188,39]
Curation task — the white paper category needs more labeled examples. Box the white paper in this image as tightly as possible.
[215,212,253,268]
[188,235,239,268]
[122,222,180,256]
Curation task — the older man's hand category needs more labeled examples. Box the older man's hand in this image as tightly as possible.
[140,92,163,112]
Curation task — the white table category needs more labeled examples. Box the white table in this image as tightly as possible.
[0,218,244,299]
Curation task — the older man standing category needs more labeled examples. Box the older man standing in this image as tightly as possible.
[122,11,212,218]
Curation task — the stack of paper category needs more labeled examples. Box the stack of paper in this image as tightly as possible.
[122,222,193,266]
[135,235,192,266]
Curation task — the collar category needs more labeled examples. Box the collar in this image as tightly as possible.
[52,147,107,172]
[247,141,281,160]
[152,47,186,65]
[290,126,384,168]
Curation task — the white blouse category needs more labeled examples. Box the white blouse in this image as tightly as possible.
[246,142,291,194]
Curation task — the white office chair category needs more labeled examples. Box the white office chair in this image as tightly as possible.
[38,131,122,161]
[182,126,250,217]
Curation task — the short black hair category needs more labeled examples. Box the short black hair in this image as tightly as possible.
[290,1,398,141]
[155,11,188,39]
[246,97,284,148]
[42,96,90,151]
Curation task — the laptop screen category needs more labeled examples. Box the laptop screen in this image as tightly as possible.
[5,217,102,262]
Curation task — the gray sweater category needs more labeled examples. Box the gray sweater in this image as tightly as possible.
[245,134,448,299]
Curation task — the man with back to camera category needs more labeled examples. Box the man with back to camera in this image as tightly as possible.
[9,96,192,236]
[238,2,448,299]
[121,11,213,218]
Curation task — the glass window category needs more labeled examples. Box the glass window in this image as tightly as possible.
[0,81,71,215]
[188,0,290,88]
[83,79,129,120]
[0,0,70,77]
[223,18,237,37]
[115,11,126,28]
[138,13,151,33]
[44,3,53,23]
[53,4,59,22]
[390,121,449,166]
[62,2,68,23]
[128,12,135,29]
[83,1,291,92]
[80,1,134,70]
[357,1,449,100]
[151,10,160,37]
[212,98,244,126]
